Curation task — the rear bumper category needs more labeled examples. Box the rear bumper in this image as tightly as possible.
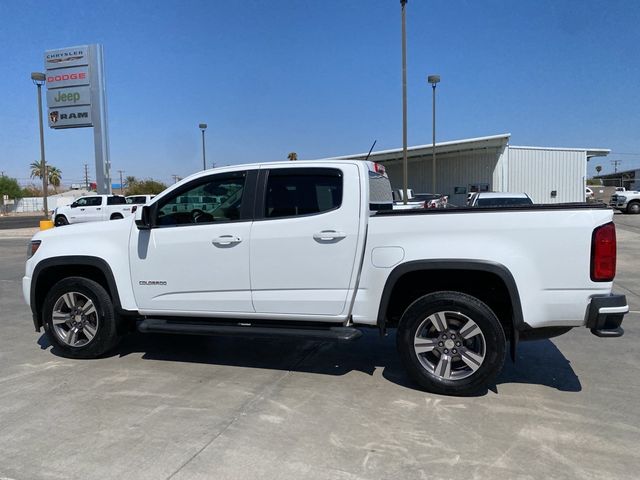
[586,294,628,337]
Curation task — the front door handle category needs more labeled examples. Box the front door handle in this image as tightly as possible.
[212,235,242,246]
[313,230,346,241]
[96,208,101,210]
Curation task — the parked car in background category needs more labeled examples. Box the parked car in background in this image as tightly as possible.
[468,192,533,207]
[126,195,155,205]
[586,187,595,199]
[392,189,448,210]
[610,191,640,214]
[52,195,133,226]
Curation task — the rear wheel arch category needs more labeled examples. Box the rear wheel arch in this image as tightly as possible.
[377,260,524,358]
[110,213,124,220]
[31,256,123,331]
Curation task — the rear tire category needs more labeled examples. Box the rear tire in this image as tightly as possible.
[626,202,640,214]
[42,277,121,358]
[396,291,506,396]
[54,215,68,226]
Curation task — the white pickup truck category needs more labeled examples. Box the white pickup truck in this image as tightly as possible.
[53,195,133,226]
[24,161,628,395]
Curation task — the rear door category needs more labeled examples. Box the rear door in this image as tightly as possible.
[250,165,361,317]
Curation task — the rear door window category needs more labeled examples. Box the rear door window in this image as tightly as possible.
[263,168,343,219]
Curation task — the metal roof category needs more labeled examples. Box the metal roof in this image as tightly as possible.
[323,133,610,162]
[324,134,511,162]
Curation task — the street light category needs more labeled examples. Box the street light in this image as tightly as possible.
[199,123,207,170]
[428,74,440,193]
[31,72,48,217]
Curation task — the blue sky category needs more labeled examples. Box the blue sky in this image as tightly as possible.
[1,0,639,186]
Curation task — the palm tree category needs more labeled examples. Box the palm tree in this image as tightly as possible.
[595,165,602,175]
[47,166,62,192]
[287,152,298,161]
[29,161,44,180]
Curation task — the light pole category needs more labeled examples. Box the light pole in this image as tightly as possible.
[400,0,408,204]
[199,123,207,170]
[31,72,48,217]
[428,74,440,194]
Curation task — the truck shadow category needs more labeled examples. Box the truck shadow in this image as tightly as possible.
[38,329,581,395]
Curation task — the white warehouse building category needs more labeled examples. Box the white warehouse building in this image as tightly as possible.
[332,134,609,205]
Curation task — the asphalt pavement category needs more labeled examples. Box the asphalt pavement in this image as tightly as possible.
[0,214,638,479]
[0,215,42,230]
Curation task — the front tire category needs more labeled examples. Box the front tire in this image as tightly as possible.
[54,215,68,226]
[397,291,506,396]
[42,277,121,358]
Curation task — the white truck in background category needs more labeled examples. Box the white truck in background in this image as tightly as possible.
[25,160,627,395]
[53,195,133,226]
[610,191,640,214]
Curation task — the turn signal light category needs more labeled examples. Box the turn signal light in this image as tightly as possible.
[591,222,616,282]
[27,240,41,259]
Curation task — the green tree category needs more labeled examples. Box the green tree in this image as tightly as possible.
[126,179,168,195]
[0,176,24,209]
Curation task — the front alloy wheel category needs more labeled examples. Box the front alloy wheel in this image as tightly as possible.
[43,277,121,358]
[51,292,99,347]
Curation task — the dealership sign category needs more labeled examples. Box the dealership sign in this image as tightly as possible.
[45,45,94,129]
[46,85,91,107]
[44,44,112,194]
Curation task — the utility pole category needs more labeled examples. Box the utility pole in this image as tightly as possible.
[117,170,125,194]
[400,0,408,205]
[172,174,180,184]
[611,160,622,173]
[84,164,90,189]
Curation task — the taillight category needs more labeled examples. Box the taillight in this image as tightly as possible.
[591,222,616,282]
[131,205,137,213]
[373,163,386,175]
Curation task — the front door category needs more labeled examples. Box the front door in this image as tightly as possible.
[130,170,256,314]
[250,165,361,317]
[71,196,103,223]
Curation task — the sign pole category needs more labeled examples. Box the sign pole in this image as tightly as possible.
[89,44,111,194]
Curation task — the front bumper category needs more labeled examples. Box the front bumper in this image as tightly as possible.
[586,294,628,337]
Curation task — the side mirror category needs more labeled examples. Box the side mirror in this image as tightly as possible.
[135,205,152,230]
[70,202,78,208]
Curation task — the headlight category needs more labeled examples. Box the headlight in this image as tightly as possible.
[27,240,41,259]
[618,196,626,201]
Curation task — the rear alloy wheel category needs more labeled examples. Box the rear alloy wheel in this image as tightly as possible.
[43,277,121,358]
[626,202,640,214]
[54,215,68,226]
[397,291,506,396]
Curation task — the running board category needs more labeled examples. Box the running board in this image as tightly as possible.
[137,318,363,342]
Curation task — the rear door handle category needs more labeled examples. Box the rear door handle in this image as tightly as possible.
[96,208,101,210]
[212,235,242,246]
[313,230,346,241]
